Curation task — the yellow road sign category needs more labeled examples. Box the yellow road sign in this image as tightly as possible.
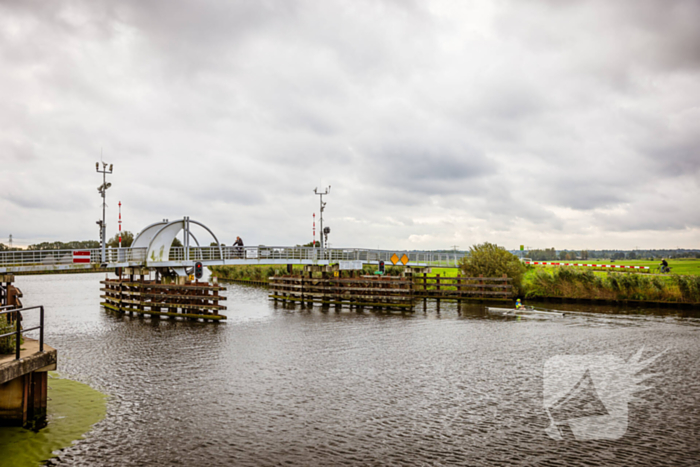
[400,254,409,265]
[390,253,399,265]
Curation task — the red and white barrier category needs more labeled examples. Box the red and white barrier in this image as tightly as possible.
[525,261,649,270]
[72,251,91,264]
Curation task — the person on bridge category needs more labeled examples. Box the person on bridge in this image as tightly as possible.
[233,236,244,258]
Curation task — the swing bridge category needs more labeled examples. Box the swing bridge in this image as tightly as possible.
[0,218,466,274]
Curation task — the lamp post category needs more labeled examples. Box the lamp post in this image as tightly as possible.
[96,161,113,263]
[313,186,330,251]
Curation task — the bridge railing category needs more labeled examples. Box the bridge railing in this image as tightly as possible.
[164,246,466,267]
[0,245,466,269]
[0,247,148,268]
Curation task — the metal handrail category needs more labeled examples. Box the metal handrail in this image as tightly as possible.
[0,245,468,269]
[0,305,44,360]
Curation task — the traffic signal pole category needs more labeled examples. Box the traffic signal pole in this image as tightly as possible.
[96,161,113,263]
[314,186,330,251]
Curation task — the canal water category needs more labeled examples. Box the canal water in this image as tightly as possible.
[10,273,700,466]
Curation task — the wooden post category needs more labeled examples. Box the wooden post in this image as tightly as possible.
[435,274,441,312]
[479,274,484,298]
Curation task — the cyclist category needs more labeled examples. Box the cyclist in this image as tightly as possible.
[233,236,244,258]
[660,258,670,273]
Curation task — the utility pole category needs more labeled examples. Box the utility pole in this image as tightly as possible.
[96,161,113,263]
[8,234,12,249]
[314,186,330,250]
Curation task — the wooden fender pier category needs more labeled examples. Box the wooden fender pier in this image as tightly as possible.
[412,273,512,300]
[100,277,227,321]
[270,275,414,309]
[269,269,513,311]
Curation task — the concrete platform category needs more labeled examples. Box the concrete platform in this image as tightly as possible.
[0,339,57,385]
[0,338,57,426]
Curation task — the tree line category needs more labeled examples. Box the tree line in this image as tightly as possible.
[522,248,700,261]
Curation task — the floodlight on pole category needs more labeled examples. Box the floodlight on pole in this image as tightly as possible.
[96,160,113,263]
[313,185,330,250]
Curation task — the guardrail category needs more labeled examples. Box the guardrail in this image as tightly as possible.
[0,305,44,360]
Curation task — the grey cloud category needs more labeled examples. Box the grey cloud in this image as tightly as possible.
[497,0,700,78]
[546,180,629,211]
[362,142,494,195]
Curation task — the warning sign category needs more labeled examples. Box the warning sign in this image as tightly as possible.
[390,253,399,265]
[400,254,409,265]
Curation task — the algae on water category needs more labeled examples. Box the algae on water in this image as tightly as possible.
[0,372,107,466]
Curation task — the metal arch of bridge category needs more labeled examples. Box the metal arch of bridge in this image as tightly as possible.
[136,218,223,267]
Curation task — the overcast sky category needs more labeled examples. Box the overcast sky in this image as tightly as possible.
[1,0,698,251]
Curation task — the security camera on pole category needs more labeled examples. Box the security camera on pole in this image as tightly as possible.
[96,161,113,263]
[313,185,330,253]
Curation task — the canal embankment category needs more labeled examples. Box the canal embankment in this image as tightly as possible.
[522,267,700,306]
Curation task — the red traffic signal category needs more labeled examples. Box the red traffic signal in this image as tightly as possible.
[194,261,203,279]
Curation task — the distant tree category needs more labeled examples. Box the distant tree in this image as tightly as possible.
[107,231,134,248]
[459,242,526,294]
[530,248,557,261]
[28,240,100,250]
[172,238,183,248]
[298,241,320,247]
[581,250,589,260]
[627,251,637,260]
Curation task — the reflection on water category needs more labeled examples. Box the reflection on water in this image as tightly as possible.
[10,273,700,466]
